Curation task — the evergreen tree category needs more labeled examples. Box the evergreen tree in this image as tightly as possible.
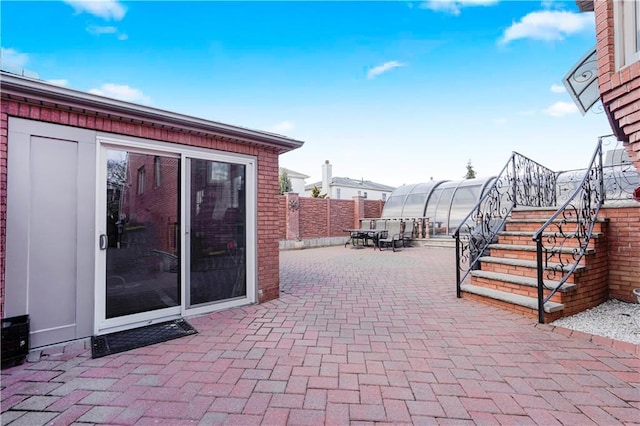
[279,171,292,195]
[464,159,477,179]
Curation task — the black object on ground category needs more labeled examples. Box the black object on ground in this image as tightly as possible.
[91,319,197,359]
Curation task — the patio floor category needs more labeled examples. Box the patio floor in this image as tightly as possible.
[1,245,639,425]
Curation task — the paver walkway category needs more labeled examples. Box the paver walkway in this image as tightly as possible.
[1,246,639,425]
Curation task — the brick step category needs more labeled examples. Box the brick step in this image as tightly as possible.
[477,256,585,283]
[511,207,564,220]
[460,283,565,315]
[471,270,576,292]
[497,231,601,248]
[487,243,594,262]
[504,218,606,234]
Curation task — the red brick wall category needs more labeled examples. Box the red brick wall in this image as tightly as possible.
[595,0,640,172]
[299,197,329,238]
[1,98,283,317]
[364,199,384,219]
[329,199,356,236]
[601,206,640,302]
[278,196,286,241]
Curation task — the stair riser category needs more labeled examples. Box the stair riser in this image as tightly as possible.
[510,210,563,220]
[497,235,597,249]
[479,263,578,284]
[505,222,605,234]
[471,276,566,303]
[460,291,563,323]
[488,248,585,265]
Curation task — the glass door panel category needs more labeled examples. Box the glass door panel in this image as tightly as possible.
[188,159,246,307]
[105,149,180,318]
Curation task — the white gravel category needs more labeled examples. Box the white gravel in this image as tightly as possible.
[551,299,640,345]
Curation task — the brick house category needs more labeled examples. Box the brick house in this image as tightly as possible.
[0,71,303,348]
[578,0,640,172]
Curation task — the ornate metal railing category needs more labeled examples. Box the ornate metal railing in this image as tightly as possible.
[453,152,557,296]
[532,138,605,323]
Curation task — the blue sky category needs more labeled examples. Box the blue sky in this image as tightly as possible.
[1,0,611,187]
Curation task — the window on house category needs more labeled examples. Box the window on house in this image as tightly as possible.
[137,166,145,195]
[357,190,361,196]
[382,193,387,201]
[615,0,640,68]
[154,156,161,187]
[336,188,341,199]
[364,192,368,198]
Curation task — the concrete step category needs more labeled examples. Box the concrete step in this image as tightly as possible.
[477,256,585,283]
[504,218,606,234]
[487,243,594,262]
[460,283,565,313]
[470,270,577,292]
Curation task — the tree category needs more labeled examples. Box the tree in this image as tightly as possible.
[311,185,326,198]
[279,171,292,195]
[464,159,476,179]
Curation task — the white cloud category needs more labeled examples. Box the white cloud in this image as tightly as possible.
[89,83,150,104]
[499,10,593,45]
[47,79,69,87]
[367,61,405,79]
[550,83,566,93]
[492,117,507,126]
[87,25,117,35]
[272,121,294,133]
[543,101,578,117]
[117,33,128,41]
[63,0,126,21]
[420,0,499,15]
[0,47,29,70]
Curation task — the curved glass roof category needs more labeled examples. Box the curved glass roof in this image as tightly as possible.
[382,177,496,236]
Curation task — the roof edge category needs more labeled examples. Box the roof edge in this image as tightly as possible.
[0,71,304,153]
[576,0,594,12]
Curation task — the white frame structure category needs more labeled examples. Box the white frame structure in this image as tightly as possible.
[94,134,257,335]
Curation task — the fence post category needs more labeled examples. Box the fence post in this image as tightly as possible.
[353,196,365,228]
[285,192,300,241]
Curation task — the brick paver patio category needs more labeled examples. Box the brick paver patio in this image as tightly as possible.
[1,246,639,425]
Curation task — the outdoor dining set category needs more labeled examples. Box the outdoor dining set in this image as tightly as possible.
[343,219,415,252]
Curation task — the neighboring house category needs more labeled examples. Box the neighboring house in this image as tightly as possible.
[575,0,640,172]
[305,160,395,201]
[279,167,309,195]
[0,71,303,348]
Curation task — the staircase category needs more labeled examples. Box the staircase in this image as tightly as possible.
[460,207,609,323]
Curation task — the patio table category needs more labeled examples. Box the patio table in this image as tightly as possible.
[343,228,387,248]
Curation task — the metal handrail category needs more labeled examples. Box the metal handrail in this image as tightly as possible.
[453,152,557,297]
[532,138,604,323]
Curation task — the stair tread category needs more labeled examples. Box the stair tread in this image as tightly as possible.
[461,284,565,313]
[507,218,607,223]
[499,231,602,238]
[478,256,585,273]
[471,270,577,291]
[488,243,595,254]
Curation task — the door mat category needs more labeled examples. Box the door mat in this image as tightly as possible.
[91,319,197,359]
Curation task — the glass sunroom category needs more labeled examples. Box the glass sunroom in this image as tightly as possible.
[381,177,496,237]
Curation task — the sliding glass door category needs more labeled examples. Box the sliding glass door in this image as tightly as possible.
[187,159,246,308]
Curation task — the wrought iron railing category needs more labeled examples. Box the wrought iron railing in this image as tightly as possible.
[532,138,605,323]
[453,152,557,296]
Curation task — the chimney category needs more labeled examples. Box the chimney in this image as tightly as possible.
[321,160,332,195]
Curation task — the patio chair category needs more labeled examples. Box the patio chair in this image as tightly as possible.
[378,220,403,251]
[401,219,415,247]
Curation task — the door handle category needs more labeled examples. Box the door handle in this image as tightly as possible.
[99,234,108,250]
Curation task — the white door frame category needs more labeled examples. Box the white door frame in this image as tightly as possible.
[94,135,257,335]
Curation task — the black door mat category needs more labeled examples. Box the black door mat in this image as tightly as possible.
[91,319,197,359]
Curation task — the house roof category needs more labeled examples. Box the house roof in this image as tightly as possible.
[279,167,310,179]
[0,71,304,154]
[305,177,395,192]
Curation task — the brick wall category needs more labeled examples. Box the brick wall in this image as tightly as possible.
[279,195,382,240]
[595,0,640,172]
[601,205,640,303]
[1,98,283,317]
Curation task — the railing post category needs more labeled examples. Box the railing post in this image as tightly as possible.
[535,236,545,324]
[511,154,518,208]
[455,235,461,298]
[598,138,604,206]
